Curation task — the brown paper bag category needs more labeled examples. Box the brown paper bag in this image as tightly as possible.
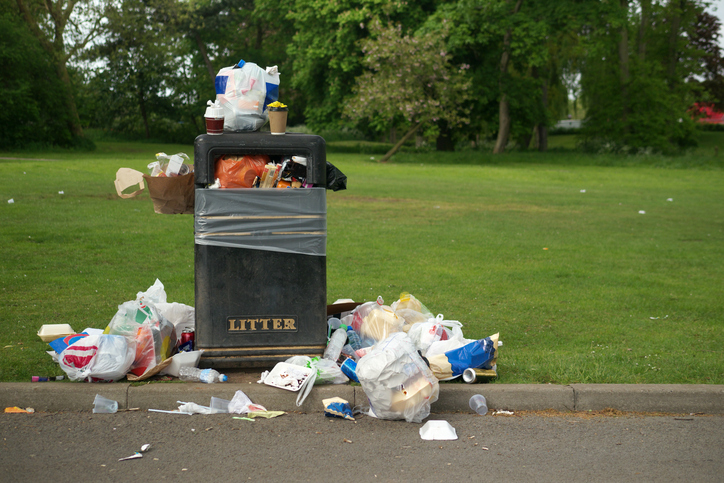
[114,168,146,198]
[143,173,195,214]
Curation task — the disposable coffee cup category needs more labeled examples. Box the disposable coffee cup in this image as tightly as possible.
[469,394,488,415]
[204,101,224,135]
[93,394,118,414]
[268,107,288,135]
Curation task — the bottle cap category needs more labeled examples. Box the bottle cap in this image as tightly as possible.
[219,374,228,382]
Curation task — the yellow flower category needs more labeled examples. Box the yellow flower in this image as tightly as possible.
[267,101,287,108]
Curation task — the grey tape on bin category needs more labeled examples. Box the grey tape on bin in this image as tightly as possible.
[194,188,326,256]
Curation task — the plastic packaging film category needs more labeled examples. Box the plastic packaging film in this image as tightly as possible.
[194,188,326,256]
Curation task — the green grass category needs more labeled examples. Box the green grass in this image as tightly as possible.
[1,139,723,384]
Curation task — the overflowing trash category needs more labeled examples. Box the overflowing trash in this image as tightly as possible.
[39,283,499,424]
[45,279,197,383]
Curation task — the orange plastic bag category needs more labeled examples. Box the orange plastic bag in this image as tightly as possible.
[214,154,270,188]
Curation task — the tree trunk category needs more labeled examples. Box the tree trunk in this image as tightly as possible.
[493,0,524,154]
[436,121,454,151]
[538,79,548,152]
[638,0,650,61]
[536,124,548,151]
[379,123,422,162]
[54,57,84,138]
[17,0,85,138]
[494,93,511,153]
[195,32,216,87]
[667,0,684,90]
[138,87,150,139]
[619,0,630,127]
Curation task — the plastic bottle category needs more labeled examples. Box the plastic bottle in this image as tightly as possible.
[178,367,228,383]
[323,327,347,362]
[346,327,362,351]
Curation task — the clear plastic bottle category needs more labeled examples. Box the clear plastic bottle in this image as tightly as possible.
[178,367,228,383]
[346,327,362,351]
[323,327,347,361]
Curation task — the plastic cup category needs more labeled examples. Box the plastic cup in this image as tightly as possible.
[93,394,118,414]
[210,397,230,413]
[469,394,488,415]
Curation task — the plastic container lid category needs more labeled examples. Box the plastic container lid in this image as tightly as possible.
[205,100,224,119]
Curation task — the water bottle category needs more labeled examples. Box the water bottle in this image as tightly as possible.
[346,327,362,351]
[323,327,347,362]
[178,367,228,383]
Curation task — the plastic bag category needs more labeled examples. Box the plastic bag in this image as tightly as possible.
[228,390,267,414]
[392,292,434,328]
[59,334,135,382]
[285,356,348,385]
[351,296,404,345]
[427,335,497,381]
[214,154,270,189]
[326,162,347,191]
[407,320,446,355]
[105,299,177,376]
[155,302,194,340]
[215,60,280,132]
[356,332,439,423]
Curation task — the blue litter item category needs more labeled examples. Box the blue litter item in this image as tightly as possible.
[443,337,496,377]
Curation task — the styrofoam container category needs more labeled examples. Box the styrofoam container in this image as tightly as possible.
[263,362,314,392]
[37,324,75,343]
[419,420,458,441]
[159,350,203,378]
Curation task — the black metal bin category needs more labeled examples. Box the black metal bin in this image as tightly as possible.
[193,132,327,368]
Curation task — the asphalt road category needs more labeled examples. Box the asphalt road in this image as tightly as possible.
[2,410,722,482]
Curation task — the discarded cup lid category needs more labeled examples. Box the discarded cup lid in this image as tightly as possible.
[204,100,224,119]
[419,420,458,441]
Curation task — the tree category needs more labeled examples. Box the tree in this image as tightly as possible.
[579,0,702,152]
[344,19,472,161]
[0,0,75,148]
[15,0,104,140]
[284,0,440,132]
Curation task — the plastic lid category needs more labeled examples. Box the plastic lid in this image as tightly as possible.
[205,100,224,119]
[218,374,228,382]
[291,156,307,165]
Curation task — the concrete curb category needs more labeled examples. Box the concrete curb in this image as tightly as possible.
[2,383,723,415]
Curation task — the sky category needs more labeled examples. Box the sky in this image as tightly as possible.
[708,0,724,45]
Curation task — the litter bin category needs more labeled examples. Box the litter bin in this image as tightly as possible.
[193,132,327,368]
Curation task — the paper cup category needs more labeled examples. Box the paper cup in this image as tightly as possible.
[205,117,224,135]
[268,109,288,135]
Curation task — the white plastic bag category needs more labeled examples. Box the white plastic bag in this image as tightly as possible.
[59,334,135,382]
[285,356,349,385]
[425,316,472,359]
[228,390,267,414]
[215,60,280,132]
[356,332,439,423]
[155,302,195,340]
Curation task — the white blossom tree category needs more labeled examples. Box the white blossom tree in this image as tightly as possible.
[345,19,472,161]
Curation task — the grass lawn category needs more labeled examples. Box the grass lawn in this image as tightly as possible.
[1,136,722,384]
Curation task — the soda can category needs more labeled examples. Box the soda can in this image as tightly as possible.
[179,329,195,352]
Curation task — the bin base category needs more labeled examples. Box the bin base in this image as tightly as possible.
[198,345,325,369]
